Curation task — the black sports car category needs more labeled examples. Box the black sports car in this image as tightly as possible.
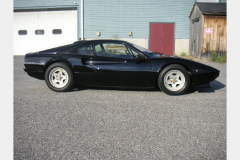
[23,39,219,95]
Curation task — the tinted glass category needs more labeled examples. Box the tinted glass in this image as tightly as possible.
[35,30,44,35]
[130,43,151,52]
[52,29,62,35]
[77,44,93,55]
[18,30,27,35]
[95,43,131,59]
[127,46,139,57]
[94,44,103,53]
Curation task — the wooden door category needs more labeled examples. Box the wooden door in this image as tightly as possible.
[149,23,174,56]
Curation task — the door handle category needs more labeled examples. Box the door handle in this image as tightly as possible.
[85,60,93,65]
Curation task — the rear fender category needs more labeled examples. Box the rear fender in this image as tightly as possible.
[43,57,75,80]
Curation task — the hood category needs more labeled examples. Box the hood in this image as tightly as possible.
[143,51,178,59]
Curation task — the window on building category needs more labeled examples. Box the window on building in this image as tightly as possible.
[52,29,62,35]
[35,30,44,35]
[18,30,27,35]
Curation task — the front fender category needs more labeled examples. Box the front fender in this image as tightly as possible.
[151,58,194,74]
[151,57,219,86]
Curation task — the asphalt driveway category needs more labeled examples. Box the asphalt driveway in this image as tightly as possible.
[14,56,226,159]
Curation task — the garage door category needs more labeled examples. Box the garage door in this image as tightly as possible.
[14,10,77,55]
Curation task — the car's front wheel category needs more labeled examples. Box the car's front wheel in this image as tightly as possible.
[158,64,190,95]
[45,62,74,92]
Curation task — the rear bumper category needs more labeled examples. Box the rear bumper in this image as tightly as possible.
[23,66,44,80]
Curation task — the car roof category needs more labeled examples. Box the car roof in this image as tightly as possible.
[73,39,128,44]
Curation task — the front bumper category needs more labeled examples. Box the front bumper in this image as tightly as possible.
[193,71,220,86]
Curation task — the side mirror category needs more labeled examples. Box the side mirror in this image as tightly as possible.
[136,54,146,63]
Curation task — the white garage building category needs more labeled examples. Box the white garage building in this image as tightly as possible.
[14,9,78,55]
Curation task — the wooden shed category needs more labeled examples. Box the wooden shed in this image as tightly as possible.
[189,2,226,59]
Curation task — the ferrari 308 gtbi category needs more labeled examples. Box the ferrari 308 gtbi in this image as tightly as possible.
[24,40,219,95]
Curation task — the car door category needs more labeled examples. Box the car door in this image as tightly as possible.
[68,43,98,86]
[92,42,153,87]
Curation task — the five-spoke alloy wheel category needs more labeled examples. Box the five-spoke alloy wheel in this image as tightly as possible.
[45,63,74,92]
[158,64,190,95]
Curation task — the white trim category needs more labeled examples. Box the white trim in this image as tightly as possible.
[81,0,84,40]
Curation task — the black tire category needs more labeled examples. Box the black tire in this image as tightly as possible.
[45,62,74,92]
[158,64,190,95]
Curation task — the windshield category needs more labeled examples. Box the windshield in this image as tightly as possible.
[130,43,151,52]
[129,43,162,58]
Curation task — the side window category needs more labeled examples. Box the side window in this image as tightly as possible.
[77,44,93,55]
[128,47,139,56]
[69,44,94,55]
[94,44,104,55]
[127,46,140,58]
[95,43,132,59]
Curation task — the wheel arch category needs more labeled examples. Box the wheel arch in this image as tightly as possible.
[156,62,194,87]
[43,59,75,80]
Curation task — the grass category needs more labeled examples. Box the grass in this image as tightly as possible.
[179,54,197,61]
[209,52,227,64]
[179,52,196,61]
[179,52,226,63]
[215,56,227,63]
[181,52,187,57]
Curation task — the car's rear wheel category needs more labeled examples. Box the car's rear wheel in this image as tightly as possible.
[45,63,74,92]
[158,64,190,95]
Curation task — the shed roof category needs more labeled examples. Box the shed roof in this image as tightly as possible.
[189,2,226,18]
